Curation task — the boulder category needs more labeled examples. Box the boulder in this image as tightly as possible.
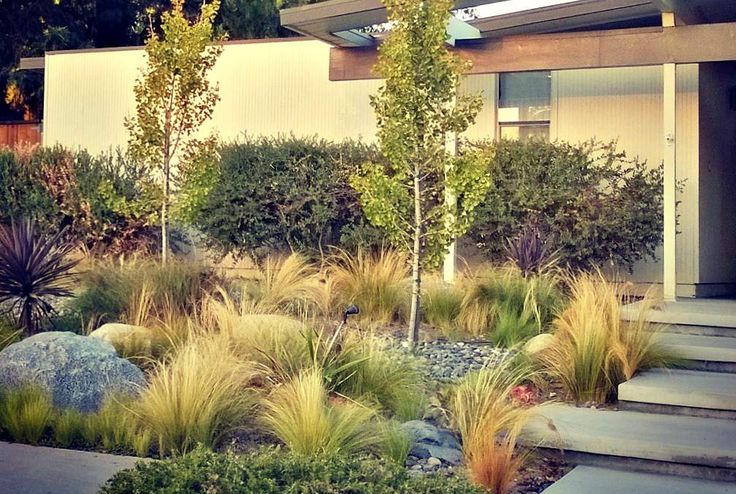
[0,332,146,412]
[523,333,555,355]
[89,323,153,355]
[401,420,463,466]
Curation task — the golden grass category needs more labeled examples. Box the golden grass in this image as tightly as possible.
[261,369,377,456]
[540,271,680,403]
[328,249,409,325]
[135,334,257,455]
[243,253,318,314]
[53,409,85,448]
[450,357,533,494]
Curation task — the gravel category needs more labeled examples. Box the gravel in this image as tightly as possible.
[412,340,511,383]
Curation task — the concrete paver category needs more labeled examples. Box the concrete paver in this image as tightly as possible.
[0,441,142,494]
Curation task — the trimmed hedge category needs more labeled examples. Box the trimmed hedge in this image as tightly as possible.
[192,136,387,261]
[101,446,482,494]
[470,139,663,271]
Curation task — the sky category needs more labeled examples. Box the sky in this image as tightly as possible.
[474,0,581,19]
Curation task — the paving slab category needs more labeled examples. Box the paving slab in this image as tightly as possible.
[522,404,736,469]
[660,333,736,363]
[619,369,736,410]
[0,442,142,494]
[622,299,736,328]
[542,465,736,494]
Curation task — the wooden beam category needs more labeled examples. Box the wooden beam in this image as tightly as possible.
[330,21,736,81]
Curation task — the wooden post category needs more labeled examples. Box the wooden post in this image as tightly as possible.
[443,128,458,284]
[662,13,677,301]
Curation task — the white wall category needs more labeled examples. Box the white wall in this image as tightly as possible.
[43,39,382,152]
[553,65,701,291]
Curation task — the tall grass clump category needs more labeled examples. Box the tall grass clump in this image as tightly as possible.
[0,385,55,444]
[136,334,256,455]
[378,420,413,465]
[458,267,562,345]
[450,357,533,494]
[241,253,318,314]
[64,259,217,331]
[262,369,377,456]
[54,409,86,447]
[423,279,464,337]
[329,249,409,325]
[540,272,679,403]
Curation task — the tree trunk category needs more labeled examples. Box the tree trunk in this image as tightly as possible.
[408,162,422,346]
[161,138,170,265]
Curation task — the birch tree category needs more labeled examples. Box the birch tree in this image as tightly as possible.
[126,0,222,263]
[350,0,490,344]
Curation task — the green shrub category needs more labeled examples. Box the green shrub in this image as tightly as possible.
[193,136,387,260]
[0,146,160,256]
[470,139,663,271]
[0,385,54,444]
[101,446,482,493]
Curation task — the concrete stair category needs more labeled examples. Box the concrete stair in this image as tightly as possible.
[542,466,736,494]
[522,403,736,481]
[618,369,736,418]
[660,333,736,372]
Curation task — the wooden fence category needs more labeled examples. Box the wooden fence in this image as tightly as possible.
[0,122,41,147]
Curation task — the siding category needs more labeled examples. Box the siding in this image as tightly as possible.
[43,39,381,152]
[553,65,700,288]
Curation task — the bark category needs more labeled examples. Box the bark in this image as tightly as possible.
[161,124,171,265]
[408,160,422,346]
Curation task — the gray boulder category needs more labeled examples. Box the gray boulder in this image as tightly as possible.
[401,420,463,465]
[0,332,146,412]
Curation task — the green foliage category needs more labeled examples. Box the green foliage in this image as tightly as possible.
[127,0,223,263]
[471,139,664,271]
[0,146,160,256]
[351,0,489,342]
[0,314,21,351]
[423,280,464,337]
[378,420,413,466]
[194,136,386,260]
[101,446,482,493]
[53,409,86,448]
[0,385,54,444]
[458,267,563,346]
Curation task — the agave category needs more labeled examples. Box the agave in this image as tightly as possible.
[0,219,79,335]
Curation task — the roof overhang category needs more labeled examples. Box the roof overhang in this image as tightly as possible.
[280,0,736,47]
[18,57,44,71]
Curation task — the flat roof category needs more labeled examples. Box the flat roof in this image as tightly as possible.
[280,0,736,47]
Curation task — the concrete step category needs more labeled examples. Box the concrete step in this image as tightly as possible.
[522,404,736,480]
[660,333,736,372]
[661,323,736,338]
[542,466,736,494]
[618,369,736,419]
[621,299,736,329]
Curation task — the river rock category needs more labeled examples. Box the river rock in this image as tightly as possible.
[0,331,146,412]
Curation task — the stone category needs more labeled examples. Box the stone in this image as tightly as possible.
[402,420,463,466]
[0,332,146,412]
[410,444,463,465]
[89,323,153,355]
[523,333,555,355]
[426,457,442,468]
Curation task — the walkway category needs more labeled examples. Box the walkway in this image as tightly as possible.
[0,442,141,494]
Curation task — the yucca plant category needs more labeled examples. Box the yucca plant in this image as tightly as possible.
[504,223,559,277]
[0,219,79,335]
[261,369,377,456]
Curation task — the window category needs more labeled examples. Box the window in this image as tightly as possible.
[498,71,551,140]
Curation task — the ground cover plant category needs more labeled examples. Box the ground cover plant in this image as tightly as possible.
[101,446,483,493]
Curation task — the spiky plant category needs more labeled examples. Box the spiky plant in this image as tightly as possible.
[504,223,559,277]
[0,219,79,335]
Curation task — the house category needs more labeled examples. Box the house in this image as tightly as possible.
[26,0,736,300]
